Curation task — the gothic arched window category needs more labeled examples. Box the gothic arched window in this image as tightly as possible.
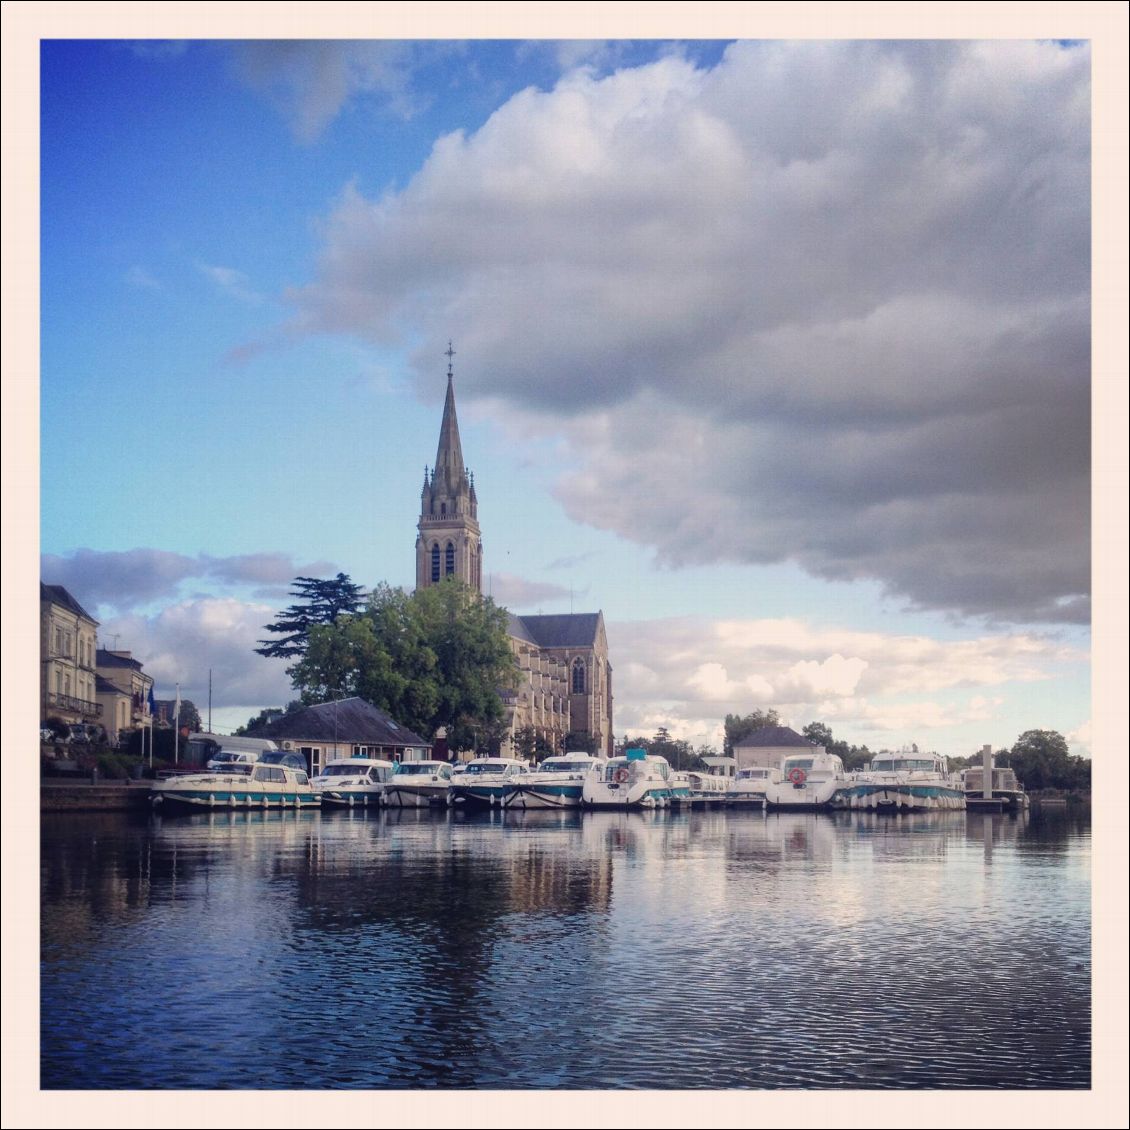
[572,657,586,694]
[431,543,440,583]
[445,541,455,576]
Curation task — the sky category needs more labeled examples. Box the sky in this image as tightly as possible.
[24,24,1112,760]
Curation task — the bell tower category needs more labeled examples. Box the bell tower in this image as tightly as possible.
[415,342,483,593]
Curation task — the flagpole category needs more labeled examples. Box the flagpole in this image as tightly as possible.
[174,683,181,765]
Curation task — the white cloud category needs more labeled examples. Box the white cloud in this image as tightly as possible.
[608,613,1086,749]
[289,40,1090,625]
[198,262,263,305]
[99,598,293,711]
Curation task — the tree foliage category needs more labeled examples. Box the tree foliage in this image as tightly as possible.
[255,573,368,659]
[286,579,518,753]
[1003,729,1090,791]
[801,720,872,772]
[723,709,780,754]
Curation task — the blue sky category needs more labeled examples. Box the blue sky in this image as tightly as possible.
[30,32,1103,757]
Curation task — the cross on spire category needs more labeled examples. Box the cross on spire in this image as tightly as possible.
[445,340,456,378]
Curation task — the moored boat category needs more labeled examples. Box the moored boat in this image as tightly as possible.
[449,757,530,808]
[150,762,319,811]
[502,753,605,809]
[582,749,673,809]
[763,752,846,812]
[382,760,454,807]
[960,764,1029,812]
[834,750,965,812]
[311,756,396,808]
[727,764,781,808]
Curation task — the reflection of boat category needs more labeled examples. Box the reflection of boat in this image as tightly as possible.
[763,752,846,811]
[382,760,454,807]
[727,765,781,807]
[449,757,531,808]
[835,750,965,812]
[150,763,319,811]
[582,749,673,809]
[960,764,1029,812]
[503,754,605,809]
[311,757,396,808]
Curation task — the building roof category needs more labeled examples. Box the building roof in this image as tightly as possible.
[41,583,98,624]
[733,725,815,749]
[96,649,143,670]
[95,674,129,696]
[511,612,603,649]
[250,697,431,748]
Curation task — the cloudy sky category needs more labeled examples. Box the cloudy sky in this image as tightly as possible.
[27,21,1107,757]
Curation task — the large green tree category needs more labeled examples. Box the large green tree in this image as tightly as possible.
[255,573,368,659]
[287,579,517,753]
[1005,729,1090,791]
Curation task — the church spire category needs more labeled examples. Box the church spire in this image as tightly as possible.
[434,341,466,493]
[415,340,482,594]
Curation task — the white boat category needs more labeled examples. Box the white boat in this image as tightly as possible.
[668,771,694,807]
[960,764,1029,812]
[727,764,781,807]
[382,760,454,807]
[835,750,966,812]
[684,770,730,805]
[763,751,846,811]
[582,749,674,809]
[502,754,605,809]
[150,762,319,811]
[311,756,396,808]
[449,757,530,808]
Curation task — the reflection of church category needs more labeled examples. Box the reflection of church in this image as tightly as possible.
[415,347,613,756]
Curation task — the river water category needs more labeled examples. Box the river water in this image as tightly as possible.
[40,805,1090,1090]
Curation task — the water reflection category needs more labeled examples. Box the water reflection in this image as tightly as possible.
[41,808,1090,1090]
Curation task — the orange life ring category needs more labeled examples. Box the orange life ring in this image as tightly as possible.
[614,767,629,784]
[787,767,807,786]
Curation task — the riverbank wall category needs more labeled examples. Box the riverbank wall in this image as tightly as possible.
[41,781,154,812]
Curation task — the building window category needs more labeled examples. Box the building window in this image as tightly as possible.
[445,541,455,576]
[572,658,586,694]
[431,543,440,583]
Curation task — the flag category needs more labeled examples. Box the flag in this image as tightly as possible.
[147,685,156,716]
[174,684,181,722]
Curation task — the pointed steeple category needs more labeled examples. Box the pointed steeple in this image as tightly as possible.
[434,343,467,494]
[416,340,482,594]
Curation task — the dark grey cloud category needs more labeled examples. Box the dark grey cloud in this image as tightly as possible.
[233,41,438,142]
[42,549,339,613]
[291,40,1091,624]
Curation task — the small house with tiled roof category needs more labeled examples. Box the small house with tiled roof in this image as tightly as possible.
[248,697,432,776]
[732,725,824,770]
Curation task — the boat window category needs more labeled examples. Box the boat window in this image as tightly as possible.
[784,759,814,771]
[293,771,309,785]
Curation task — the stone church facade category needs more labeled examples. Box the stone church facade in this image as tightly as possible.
[415,348,613,757]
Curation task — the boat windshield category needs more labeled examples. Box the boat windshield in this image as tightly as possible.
[464,762,507,774]
[737,768,770,779]
[395,763,444,776]
[783,759,815,771]
[873,758,938,772]
[542,761,591,773]
[323,763,370,777]
[213,763,252,775]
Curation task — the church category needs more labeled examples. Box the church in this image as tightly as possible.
[414,347,613,758]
